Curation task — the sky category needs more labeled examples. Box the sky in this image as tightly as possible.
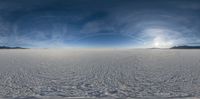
[0,0,200,48]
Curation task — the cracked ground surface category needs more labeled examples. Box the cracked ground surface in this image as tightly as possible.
[0,49,200,99]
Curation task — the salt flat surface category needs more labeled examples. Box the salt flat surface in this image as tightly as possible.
[0,49,200,99]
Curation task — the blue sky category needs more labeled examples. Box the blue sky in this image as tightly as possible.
[0,0,200,48]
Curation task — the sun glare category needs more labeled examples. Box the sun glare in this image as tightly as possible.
[154,42,160,48]
[153,36,173,48]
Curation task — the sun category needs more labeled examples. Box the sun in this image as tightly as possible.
[154,42,160,48]
[153,36,173,48]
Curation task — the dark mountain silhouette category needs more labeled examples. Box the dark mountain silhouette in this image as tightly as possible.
[171,45,200,49]
[0,46,27,49]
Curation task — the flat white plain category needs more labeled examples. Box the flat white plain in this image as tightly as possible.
[0,49,199,99]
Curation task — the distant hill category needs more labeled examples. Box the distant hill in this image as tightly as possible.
[171,45,200,49]
[0,46,27,49]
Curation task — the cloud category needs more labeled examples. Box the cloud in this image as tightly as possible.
[169,0,200,10]
[0,0,200,48]
[0,17,12,45]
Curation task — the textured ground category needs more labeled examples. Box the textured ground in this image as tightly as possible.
[0,49,200,99]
